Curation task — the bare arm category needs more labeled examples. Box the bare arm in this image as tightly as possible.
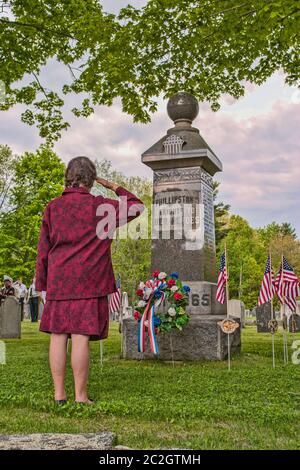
[95,176,119,192]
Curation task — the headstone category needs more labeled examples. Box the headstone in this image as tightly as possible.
[275,310,281,319]
[283,305,294,317]
[288,314,300,333]
[123,92,240,361]
[0,296,21,339]
[256,302,272,333]
[122,292,133,319]
[228,299,245,327]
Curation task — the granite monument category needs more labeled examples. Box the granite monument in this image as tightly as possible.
[122,92,241,360]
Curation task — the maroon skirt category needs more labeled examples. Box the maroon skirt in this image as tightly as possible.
[39,296,109,341]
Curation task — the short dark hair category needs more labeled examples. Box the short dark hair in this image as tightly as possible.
[65,156,97,189]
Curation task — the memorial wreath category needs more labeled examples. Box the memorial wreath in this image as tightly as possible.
[133,271,191,355]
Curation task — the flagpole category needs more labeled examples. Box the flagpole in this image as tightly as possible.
[118,274,124,358]
[269,248,275,368]
[225,243,231,371]
[225,244,230,319]
[281,247,285,320]
[281,247,289,364]
[281,248,285,364]
[278,251,287,365]
[269,249,274,321]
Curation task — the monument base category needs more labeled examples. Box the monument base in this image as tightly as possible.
[122,315,241,361]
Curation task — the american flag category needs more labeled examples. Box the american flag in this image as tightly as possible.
[216,252,228,304]
[258,256,275,305]
[274,257,300,312]
[109,275,121,315]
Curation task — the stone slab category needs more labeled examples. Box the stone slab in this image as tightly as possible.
[122,316,241,361]
[289,314,300,333]
[0,296,21,339]
[255,302,272,333]
[0,432,116,450]
[228,299,245,328]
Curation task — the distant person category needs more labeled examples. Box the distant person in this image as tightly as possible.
[27,276,39,322]
[0,275,16,301]
[15,279,27,321]
[35,156,144,404]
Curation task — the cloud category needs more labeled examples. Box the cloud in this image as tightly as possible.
[199,101,300,234]
[54,96,168,178]
[0,105,42,154]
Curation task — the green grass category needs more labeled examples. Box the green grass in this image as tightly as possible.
[0,321,300,449]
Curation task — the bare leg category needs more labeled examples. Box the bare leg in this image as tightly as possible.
[49,333,68,401]
[71,334,91,403]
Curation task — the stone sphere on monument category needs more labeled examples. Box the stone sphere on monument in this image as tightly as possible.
[167,91,199,124]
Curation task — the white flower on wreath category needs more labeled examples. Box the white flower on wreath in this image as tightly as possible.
[139,282,145,289]
[168,307,176,317]
[171,285,178,292]
[138,300,146,308]
[158,272,167,280]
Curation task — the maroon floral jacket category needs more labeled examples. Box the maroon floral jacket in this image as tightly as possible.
[35,186,144,300]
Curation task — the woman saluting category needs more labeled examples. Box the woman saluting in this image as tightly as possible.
[35,156,144,404]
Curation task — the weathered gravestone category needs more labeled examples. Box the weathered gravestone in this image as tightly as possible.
[122,92,241,360]
[0,296,21,339]
[228,299,245,328]
[256,302,272,333]
[122,292,133,319]
[289,314,300,333]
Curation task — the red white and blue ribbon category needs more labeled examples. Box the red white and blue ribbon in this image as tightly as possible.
[137,280,166,355]
[137,298,151,353]
[148,305,159,355]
